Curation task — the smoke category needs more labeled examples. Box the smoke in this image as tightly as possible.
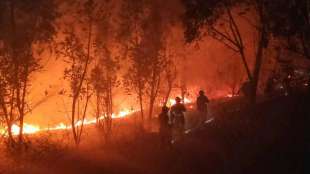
[25,0,275,126]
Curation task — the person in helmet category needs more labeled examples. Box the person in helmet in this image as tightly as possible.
[196,90,209,123]
[170,97,187,138]
[158,105,172,147]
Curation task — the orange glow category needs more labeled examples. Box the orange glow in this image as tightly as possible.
[0,108,137,137]
[226,94,234,98]
[11,124,40,135]
[167,97,192,106]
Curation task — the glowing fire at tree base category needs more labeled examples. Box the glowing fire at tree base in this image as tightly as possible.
[0,109,137,137]
[0,94,235,137]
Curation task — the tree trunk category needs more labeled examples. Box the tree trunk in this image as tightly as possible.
[18,65,29,145]
[107,80,113,135]
[70,12,93,146]
[148,72,156,120]
[138,85,144,124]
[77,89,90,144]
[251,36,264,105]
[240,49,253,81]
[163,84,172,106]
[71,97,79,145]
[96,92,100,124]
[250,2,267,105]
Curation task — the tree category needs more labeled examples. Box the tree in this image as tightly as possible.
[0,0,58,146]
[162,52,178,106]
[90,3,120,139]
[90,55,119,140]
[57,0,95,146]
[118,0,150,124]
[182,0,270,104]
[266,0,310,59]
[144,1,167,120]
[119,0,176,122]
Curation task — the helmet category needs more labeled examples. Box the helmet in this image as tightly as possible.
[199,90,204,95]
[162,106,169,112]
[175,97,181,103]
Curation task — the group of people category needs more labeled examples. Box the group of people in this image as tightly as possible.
[158,90,209,146]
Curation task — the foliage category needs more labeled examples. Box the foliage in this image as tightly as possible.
[119,0,175,121]
[266,0,310,58]
[90,1,120,138]
[0,0,58,146]
[57,0,97,145]
[182,0,271,104]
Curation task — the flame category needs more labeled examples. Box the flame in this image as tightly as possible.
[226,94,234,98]
[167,97,192,106]
[0,97,192,136]
[0,97,198,136]
[11,124,40,135]
[0,108,137,137]
[0,92,239,137]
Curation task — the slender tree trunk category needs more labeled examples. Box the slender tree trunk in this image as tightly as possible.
[18,64,29,144]
[163,68,175,106]
[148,71,160,120]
[148,98,155,120]
[18,114,24,144]
[251,33,265,104]
[70,13,93,146]
[148,72,156,120]
[107,80,113,135]
[71,97,78,145]
[164,84,172,106]
[1,99,14,145]
[96,92,100,124]
[8,0,17,145]
[8,89,15,143]
[77,89,90,144]
[138,85,144,123]
[240,49,253,81]
[226,6,253,81]
[251,1,267,105]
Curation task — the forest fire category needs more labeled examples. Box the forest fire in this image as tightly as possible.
[1,0,309,173]
[0,97,198,136]
[0,109,137,136]
[0,90,237,137]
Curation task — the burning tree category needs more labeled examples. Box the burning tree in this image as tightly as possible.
[90,1,120,139]
[182,0,272,105]
[118,0,150,124]
[90,55,119,140]
[144,2,167,120]
[161,52,178,107]
[119,0,177,122]
[0,0,58,147]
[57,0,96,145]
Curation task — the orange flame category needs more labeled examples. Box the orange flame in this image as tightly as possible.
[167,97,192,107]
[0,109,137,137]
[0,97,198,136]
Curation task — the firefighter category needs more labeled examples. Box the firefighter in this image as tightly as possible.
[158,105,171,147]
[170,97,187,139]
[196,90,210,123]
